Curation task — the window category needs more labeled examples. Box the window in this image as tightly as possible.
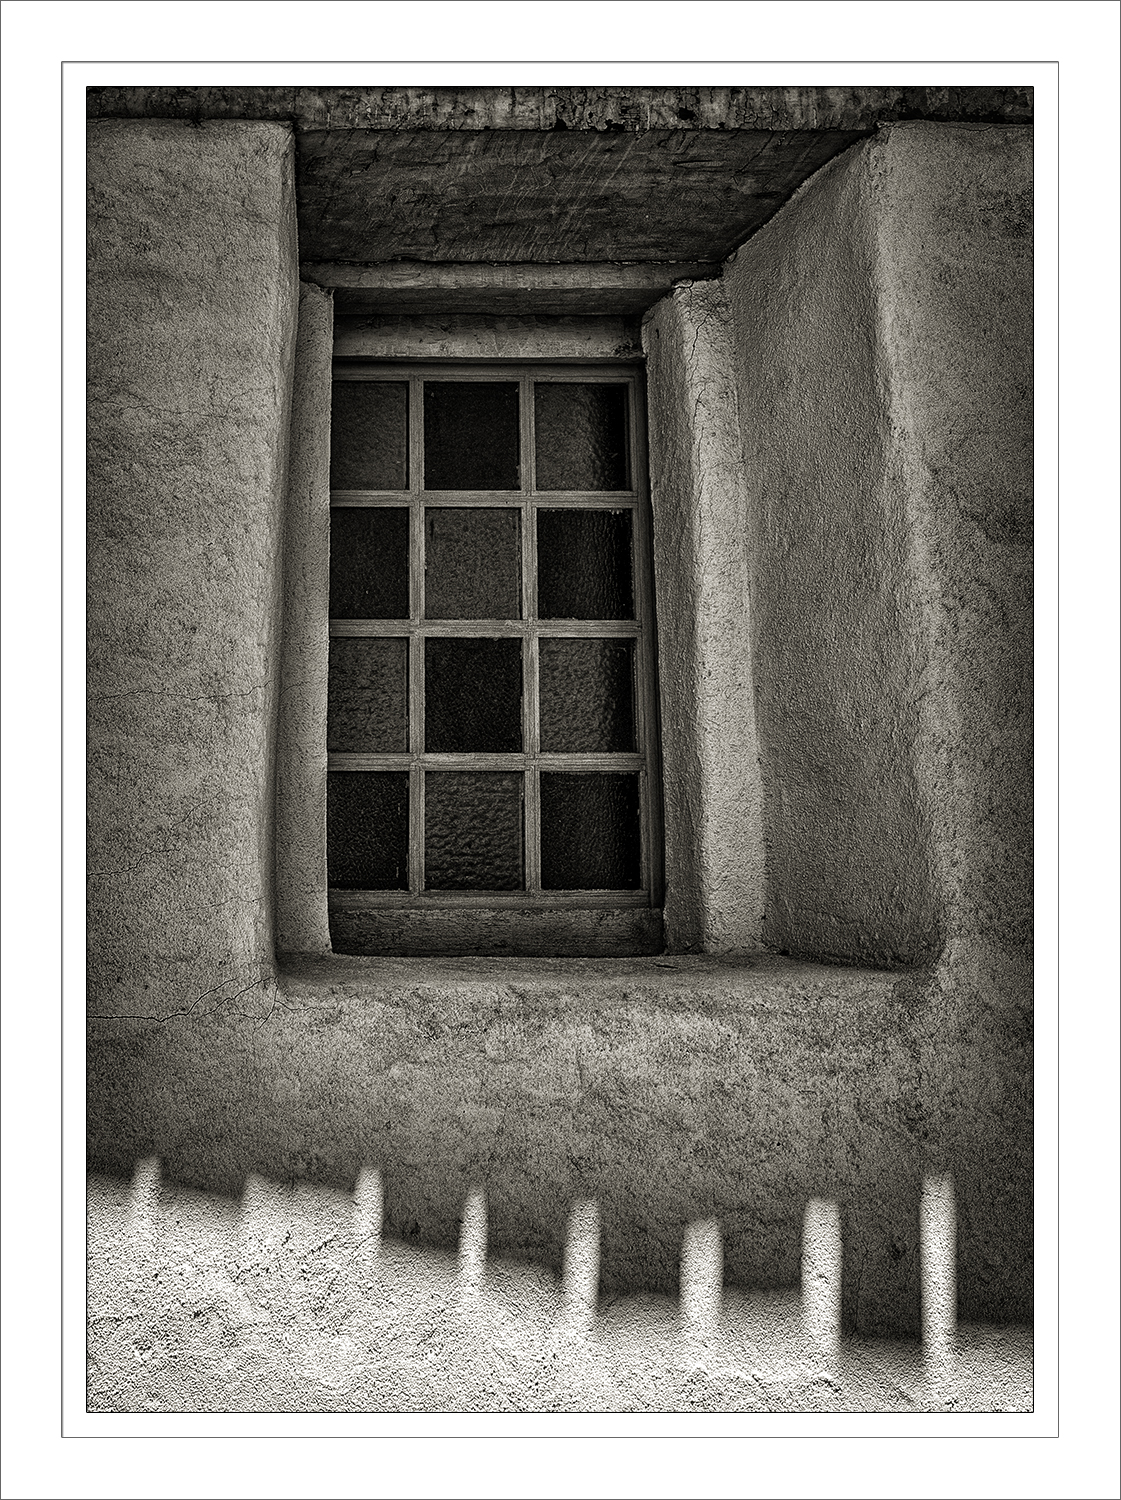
[325,362,663,957]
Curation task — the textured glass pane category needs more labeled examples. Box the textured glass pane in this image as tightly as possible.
[327,772,408,889]
[425,508,521,619]
[330,382,408,490]
[540,773,641,889]
[425,773,524,890]
[424,382,519,490]
[536,510,634,619]
[327,638,407,752]
[539,638,635,752]
[329,507,409,620]
[425,638,522,752]
[534,383,628,491]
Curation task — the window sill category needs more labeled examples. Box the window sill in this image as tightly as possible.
[277,948,906,998]
[326,903,664,957]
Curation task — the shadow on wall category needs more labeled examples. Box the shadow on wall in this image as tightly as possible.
[88,1160,1031,1412]
[87,954,1032,1338]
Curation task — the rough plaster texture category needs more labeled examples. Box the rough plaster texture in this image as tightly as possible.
[87,115,1034,1412]
[87,119,298,1021]
[869,125,1034,978]
[724,122,1033,1321]
[89,954,1028,1336]
[275,282,333,955]
[643,282,766,952]
[725,121,1032,979]
[333,313,642,360]
[725,136,940,970]
[87,1168,1032,1412]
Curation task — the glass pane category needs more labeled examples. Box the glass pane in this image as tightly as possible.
[424,382,519,490]
[425,508,521,620]
[534,383,628,491]
[327,772,408,889]
[327,638,408,752]
[425,772,524,890]
[540,773,641,889]
[539,638,635,752]
[536,510,634,620]
[425,638,522,753]
[329,507,409,620]
[330,381,408,490]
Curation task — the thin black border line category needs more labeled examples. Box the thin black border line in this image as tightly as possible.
[69,67,1051,1437]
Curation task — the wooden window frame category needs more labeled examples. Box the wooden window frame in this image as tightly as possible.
[327,358,664,956]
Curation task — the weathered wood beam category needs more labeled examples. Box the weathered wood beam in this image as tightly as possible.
[332,314,644,361]
[87,85,1033,132]
[303,261,720,316]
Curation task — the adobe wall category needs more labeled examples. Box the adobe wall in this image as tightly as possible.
[642,282,766,952]
[87,117,1031,1345]
[725,120,1032,978]
[724,121,1033,1321]
[86,119,298,1019]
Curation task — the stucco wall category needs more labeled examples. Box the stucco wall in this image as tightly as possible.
[724,121,1033,1322]
[87,118,298,1018]
[90,953,959,1337]
[726,121,1032,975]
[274,282,333,955]
[642,282,766,952]
[87,117,1032,1363]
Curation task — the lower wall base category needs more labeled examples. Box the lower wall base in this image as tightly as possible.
[87,1170,1032,1413]
[87,953,1031,1336]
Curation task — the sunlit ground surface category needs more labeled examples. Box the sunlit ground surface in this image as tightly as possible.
[87,1171,1032,1414]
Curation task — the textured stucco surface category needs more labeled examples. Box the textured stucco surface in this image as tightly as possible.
[725,121,1032,978]
[87,115,1033,1397]
[870,125,1033,977]
[274,282,333,955]
[89,953,1027,1335]
[87,1168,1032,1412]
[726,133,941,969]
[87,119,298,1018]
[643,282,766,952]
[724,121,1033,1322]
[333,313,642,360]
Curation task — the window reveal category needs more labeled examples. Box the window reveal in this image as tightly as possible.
[325,363,662,955]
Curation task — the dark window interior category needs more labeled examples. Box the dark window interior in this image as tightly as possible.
[326,363,661,954]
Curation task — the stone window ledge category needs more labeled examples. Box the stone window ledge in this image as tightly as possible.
[275,950,909,1009]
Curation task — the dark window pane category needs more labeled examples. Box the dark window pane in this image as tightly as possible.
[425,508,521,620]
[330,381,408,490]
[425,638,522,752]
[540,773,641,890]
[536,510,634,619]
[327,638,408,752]
[328,772,408,889]
[329,507,409,620]
[534,383,628,491]
[539,638,635,752]
[425,772,524,890]
[424,382,519,490]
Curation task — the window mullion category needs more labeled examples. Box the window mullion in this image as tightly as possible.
[520,373,541,894]
[409,375,425,894]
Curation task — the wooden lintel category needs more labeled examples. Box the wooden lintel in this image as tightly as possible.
[303,261,721,316]
[87,86,1034,134]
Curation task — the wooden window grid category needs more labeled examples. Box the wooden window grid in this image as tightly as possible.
[328,360,663,923]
